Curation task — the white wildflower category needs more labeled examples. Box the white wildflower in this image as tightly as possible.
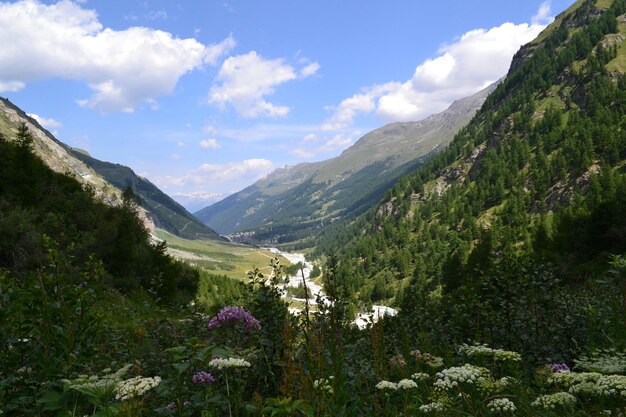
[209,357,251,370]
[459,343,522,362]
[115,376,161,401]
[313,377,333,393]
[375,380,397,390]
[531,392,577,409]
[434,364,490,391]
[487,398,516,413]
[397,378,418,389]
[411,372,430,382]
[419,402,446,413]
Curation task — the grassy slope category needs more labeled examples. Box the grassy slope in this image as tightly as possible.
[155,229,289,279]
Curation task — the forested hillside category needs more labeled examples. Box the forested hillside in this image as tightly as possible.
[316,0,626,354]
[0,97,222,241]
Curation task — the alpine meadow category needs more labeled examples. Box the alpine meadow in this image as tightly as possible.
[3,0,626,416]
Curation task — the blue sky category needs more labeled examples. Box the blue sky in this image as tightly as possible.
[0,0,573,211]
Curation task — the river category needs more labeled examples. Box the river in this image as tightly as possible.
[265,247,397,328]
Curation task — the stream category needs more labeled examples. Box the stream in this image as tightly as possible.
[265,247,397,329]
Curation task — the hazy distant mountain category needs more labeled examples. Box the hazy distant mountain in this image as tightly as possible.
[196,83,496,243]
[0,97,222,241]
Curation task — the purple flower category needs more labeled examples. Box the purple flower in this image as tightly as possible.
[192,371,215,384]
[166,402,176,411]
[207,306,261,332]
[550,363,570,373]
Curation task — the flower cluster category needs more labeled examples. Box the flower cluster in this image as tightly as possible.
[209,357,251,370]
[192,371,215,384]
[595,374,626,397]
[410,350,444,368]
[458,343,522,362]
[550,371,626,398]
[115,376,161,401]
[487,398,516,414]
[397,379,418,389]
[531,392,577,409]
[313,376,333,393]
[64,364,132,397]
[411,372,430,382]
[207,306,261,332]
[550,363,571,373]
[434,364,490,391]
[419,402,446,413]
[375,380,398,390]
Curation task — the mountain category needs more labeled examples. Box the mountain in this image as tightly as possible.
[196,83,496,244]
[316,0,626,314]
[0,97,222,241]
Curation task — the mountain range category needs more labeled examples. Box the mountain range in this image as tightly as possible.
[195,82,496,244]
[0,97,221,241]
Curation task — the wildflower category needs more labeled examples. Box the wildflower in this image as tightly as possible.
[531,392,577,409]
[419,402,446,413]
[166,402,176,411]
[192,371,215,384]
[434,364,490,391]
[458,343,522,362]
[209,357,251,370]
[487,398,516,413]
[65,364,132,397]
[411,372,430,382]
[550,363,571,373]
[207,306,261,332]
[313,377,333,393]
[375,380,398,390]
[397,379,418,389]
[115,376,161,401]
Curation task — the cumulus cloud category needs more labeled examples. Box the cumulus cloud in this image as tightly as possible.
[27,113,63,129]
[199,138,221,149]
[209,51,319,118]
[323,5,551,129]
[153,159,274,190]
[533,1,553,25]
[291,132,358,158]
[0,0,235,112]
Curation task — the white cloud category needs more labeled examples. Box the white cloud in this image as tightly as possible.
[153,159,274,189]
[0,0,235,112]
[176,141,187,147]
[170,153,181,160]
[323,5,551,128]
[199,138,221,149]
[291,132,358,158]
[322,83,395,130]
[209,51,319,118]
[27,113,63,129]
[533,1,553,25]
[300,62,320,78]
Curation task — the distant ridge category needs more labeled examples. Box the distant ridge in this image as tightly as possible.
[0,97,222,241]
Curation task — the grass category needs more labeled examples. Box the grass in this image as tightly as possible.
[607,16,626,73]
[155,229,290,279]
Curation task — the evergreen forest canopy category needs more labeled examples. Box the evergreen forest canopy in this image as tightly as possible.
[3,0,626,416]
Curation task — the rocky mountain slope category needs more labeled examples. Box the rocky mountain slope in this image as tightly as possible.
[196,83,496,244]
[0,98,221,241]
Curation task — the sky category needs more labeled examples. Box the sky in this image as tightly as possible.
[0,0,574,212]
